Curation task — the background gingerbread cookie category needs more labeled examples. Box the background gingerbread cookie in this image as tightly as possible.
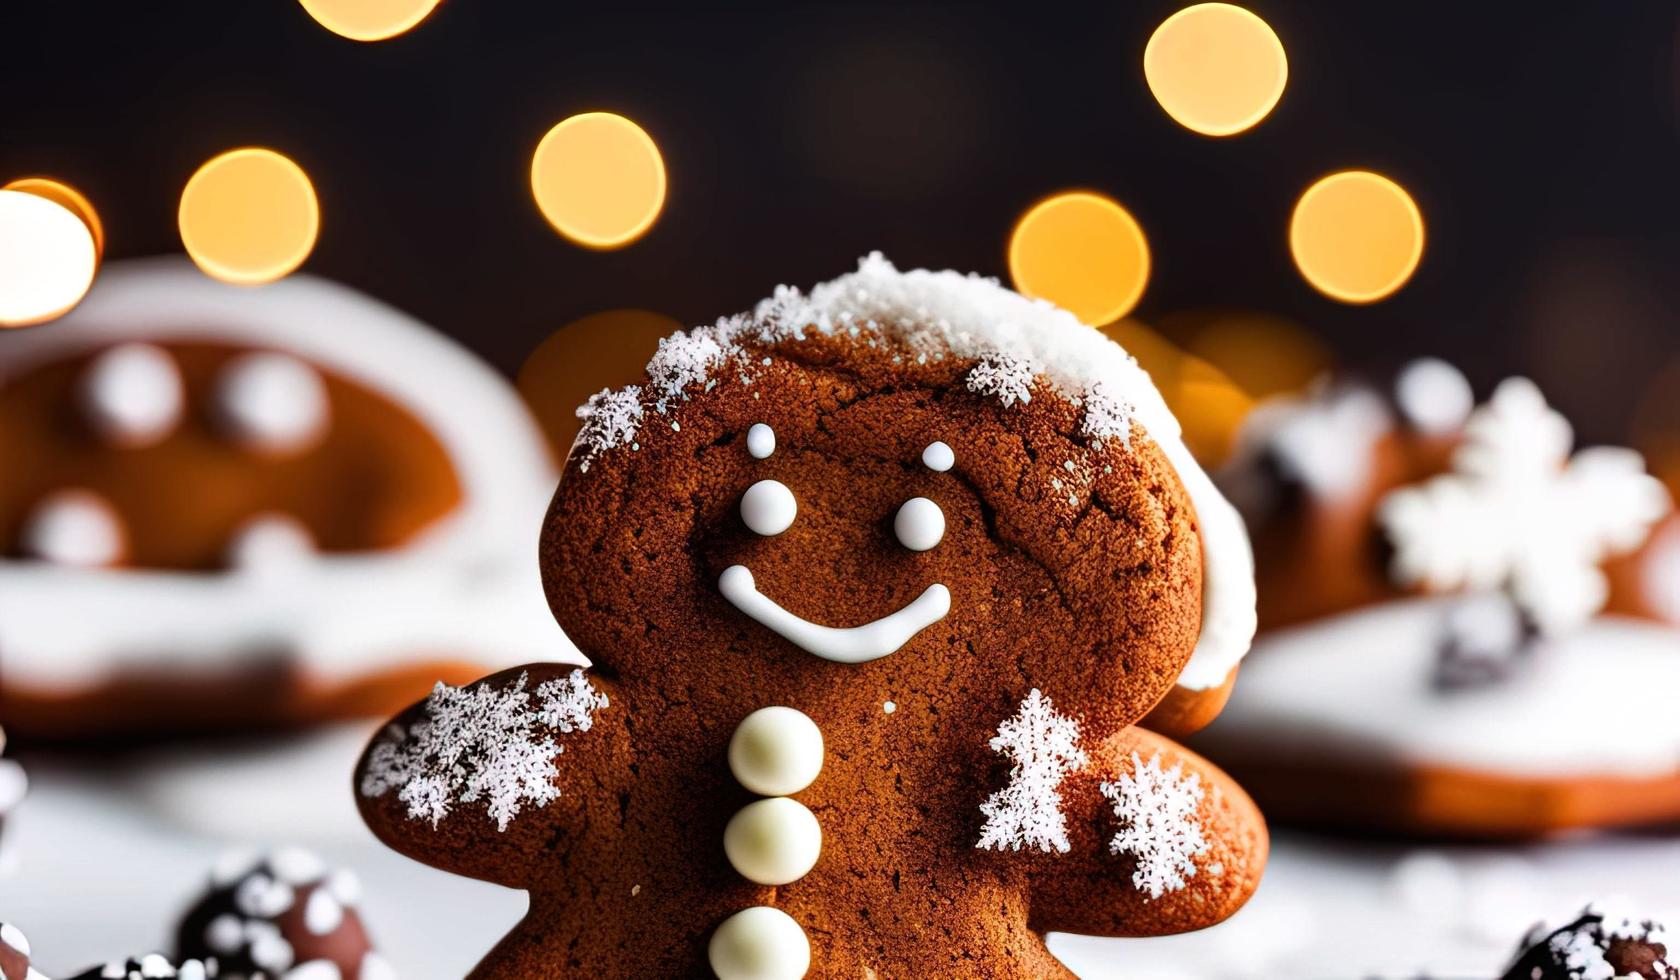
[356,255,1266,977]
[0,258,578,737]
[1195,361,1677,836]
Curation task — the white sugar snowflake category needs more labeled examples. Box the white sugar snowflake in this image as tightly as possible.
[976,689,1087,853]
[965,352,1036,408]
[1080,380,1137,446]
[1378,378,1670,636]
[1100,751,1209,900]
[574,387,644,472]
[360,669,608,831]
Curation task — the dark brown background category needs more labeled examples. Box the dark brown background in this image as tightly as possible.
[5,1,1679,442]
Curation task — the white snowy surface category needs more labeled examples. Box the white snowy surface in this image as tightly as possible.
[6,738,1680,978]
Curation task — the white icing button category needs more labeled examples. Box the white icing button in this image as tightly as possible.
[893,496,945,551]
[882,701,897,714]
[728,706,824,797]
[1394,358,1474,435]
[215,352,331,455]
[724,797,823,886]
[303,888,345,936]
[708,906,810,980]
[747,423,776,459]
[921,441,954,472]
[741,479,797,536]
[20,489,125,567]
[226,514,316,572]
[78,343,184,447]
[280,960,336,980]
[359,952,398,980]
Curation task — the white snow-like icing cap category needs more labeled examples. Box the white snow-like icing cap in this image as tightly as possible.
[576,253,1257,692]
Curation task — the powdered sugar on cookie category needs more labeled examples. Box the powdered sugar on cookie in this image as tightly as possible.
[360,669,608,831]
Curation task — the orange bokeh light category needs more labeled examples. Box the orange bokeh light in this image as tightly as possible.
[1290,170,1425,304]
[1145,3,1288,137]
[297,0,443,41]
[179,148,320,286]
[517,309,682,457]
[531,113,667,250]
[1009,191,1151,326]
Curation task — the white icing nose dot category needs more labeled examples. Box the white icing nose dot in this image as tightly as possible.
[729,706,824,796]
[724,797,823,886]
[747,423,776,459]
[921,441,954,472]
[21,489,125,567]
[79,343,184,447]
[894,496,945,551]
[740,480,797,536]
[215,352,330,455]
[709,907,810,980]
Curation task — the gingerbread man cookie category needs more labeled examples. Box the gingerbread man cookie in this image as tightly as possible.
[0,258,576,737]
[1196,362,1677,836]
[356,256,1266,977]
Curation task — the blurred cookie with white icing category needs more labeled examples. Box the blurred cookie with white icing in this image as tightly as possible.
[1195,361,1678,836]
[0,257,578,737]
[174,847,390,980]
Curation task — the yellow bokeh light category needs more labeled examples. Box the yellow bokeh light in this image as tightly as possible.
[4,177,104,259]
[1145,3,1288,137]
[1174,355,1255,465]
[179,148,320,286]
[0,188,99,328]
[1009,191,1151,326]
[297,0,442,41]
[517,309,681,457]
[1289,170,1424,304]
[1158,308,1329,397]
[531,113,667,250]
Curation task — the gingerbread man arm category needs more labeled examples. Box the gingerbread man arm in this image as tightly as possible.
[1024,726,1268,937]
[353,664,631,891]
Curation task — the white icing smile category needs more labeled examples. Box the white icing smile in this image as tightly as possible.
[719,564,950,664]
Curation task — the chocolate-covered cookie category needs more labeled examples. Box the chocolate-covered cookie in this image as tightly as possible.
[175,848,389,980]
[68,955,215,980]
[1501,904,1676,980]
[356,256,1265,977]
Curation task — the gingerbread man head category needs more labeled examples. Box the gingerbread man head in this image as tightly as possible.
[357,256,1266,978]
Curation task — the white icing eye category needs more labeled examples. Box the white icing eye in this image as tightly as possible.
[78,343,184,447]
[747,423,776,459]
[20,489,125,567]
[729,706,824,796]
[708,906,810,980]
[226,514,316,573]
[922,441,954,472]
[894,496,945,551]
[740,479,797,536]
[723,797,823,886]
[215,352,330,455]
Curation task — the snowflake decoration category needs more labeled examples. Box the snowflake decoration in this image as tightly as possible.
[1378,378,1670,636]
[976,689,1087,853]
[1080,380,1136,446]
[1100,751,1209,900]
[360,669,608,831]
[965,352,1036,408]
